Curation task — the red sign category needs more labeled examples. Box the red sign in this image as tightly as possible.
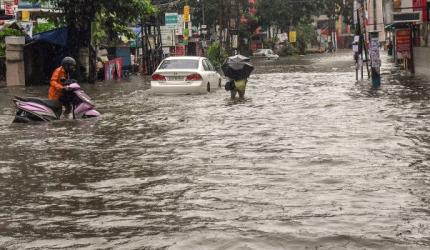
[413,0,428,21]
[396,29,411,59]
[104,58,123,81]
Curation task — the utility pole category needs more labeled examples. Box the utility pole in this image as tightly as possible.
[370,0,381,87]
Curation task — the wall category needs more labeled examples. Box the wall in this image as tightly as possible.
[413,46,430,78]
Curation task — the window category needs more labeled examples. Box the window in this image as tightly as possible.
[159,59,199,70]
[202,60,211,71]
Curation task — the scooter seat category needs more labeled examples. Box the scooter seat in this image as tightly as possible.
[15,96,62,113]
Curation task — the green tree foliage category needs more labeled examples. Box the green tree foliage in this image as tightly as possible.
[256,0,353,30]
[296,20,317,54]
[31,0,155,49]
[33,22,58,34]
[206,41,227,69]
[30,0,155,82]
[257,0,326,31]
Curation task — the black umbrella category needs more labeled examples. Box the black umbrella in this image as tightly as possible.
[226,54,251,63]
[222,56,254,80]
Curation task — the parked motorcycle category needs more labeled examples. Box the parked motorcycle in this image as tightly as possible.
[12,80,100,123]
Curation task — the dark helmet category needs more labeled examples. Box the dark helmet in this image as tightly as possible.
[61,57,76,73]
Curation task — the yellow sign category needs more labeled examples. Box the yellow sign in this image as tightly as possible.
[184,5,190,16]
[184,5,190,22]
[22,11,30,22]
[289,31,297,43]
[184,14,190,22]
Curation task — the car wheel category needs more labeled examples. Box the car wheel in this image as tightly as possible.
[207,83,211,92]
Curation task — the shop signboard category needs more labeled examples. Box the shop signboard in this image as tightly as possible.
[165,13,178,28]
[393,11,421,22]
[396,28,411,59]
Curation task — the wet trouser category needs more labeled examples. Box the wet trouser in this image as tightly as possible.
[59,93,72,115]
[230,89,245,99]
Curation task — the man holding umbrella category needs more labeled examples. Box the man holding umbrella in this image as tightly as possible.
[222,54,254,99]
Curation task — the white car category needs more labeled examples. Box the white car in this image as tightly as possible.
[150,56,222,94]
[252,49,279,60]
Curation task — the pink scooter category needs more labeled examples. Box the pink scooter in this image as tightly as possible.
[13,80,100,123]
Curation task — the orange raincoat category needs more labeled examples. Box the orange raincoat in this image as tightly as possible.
[48,66,67,100]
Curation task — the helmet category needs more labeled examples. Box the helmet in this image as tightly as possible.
[61,57,76,73]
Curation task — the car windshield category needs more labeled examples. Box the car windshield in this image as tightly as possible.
[159,59,199,70]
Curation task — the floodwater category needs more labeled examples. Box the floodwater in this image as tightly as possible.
[0,52,430,249]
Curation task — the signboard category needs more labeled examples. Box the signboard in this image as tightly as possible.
[289,31,296,43]
[22,10,30,21]
[396,28,411,59]
[352,35,360,53]
[393,12,421,22]
[165,13,178,28]
[160,26,176,47]
[176,14,183,36]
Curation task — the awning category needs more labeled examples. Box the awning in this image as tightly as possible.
[32,27,68,47]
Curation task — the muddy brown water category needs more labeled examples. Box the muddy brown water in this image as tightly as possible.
[0,52,429,249]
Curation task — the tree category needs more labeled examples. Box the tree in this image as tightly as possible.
[31,0,155,82]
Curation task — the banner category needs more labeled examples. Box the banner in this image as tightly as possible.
[104,58,123,81]
[396,29,411,59]
[370,36,380,69]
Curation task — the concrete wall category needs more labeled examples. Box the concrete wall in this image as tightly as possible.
[413,47,430,78]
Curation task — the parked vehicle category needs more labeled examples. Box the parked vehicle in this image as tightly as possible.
[150,56,222,94]
[12,80,100,123]
[252,49,279,60]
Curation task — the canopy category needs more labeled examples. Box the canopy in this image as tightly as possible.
[32,27,68,47]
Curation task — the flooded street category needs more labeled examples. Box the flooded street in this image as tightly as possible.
[1,51,430,249]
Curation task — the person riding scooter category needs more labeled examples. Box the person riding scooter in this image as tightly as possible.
[48,57,77,117]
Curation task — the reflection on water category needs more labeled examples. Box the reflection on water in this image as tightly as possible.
[0,52,429,249]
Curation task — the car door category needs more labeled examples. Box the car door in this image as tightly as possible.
[206,60,220,88]
[202,59,215,88]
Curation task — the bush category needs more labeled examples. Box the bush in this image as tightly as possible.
[278,43,298,56]
[206,42,228,70]
[33,22,58,34]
